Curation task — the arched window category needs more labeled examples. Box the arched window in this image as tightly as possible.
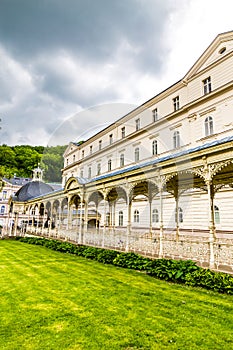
[205,116,214,136]
[173,131,180,149]
[119,211,123,226]
[108,159,112,171]
[0,205,5,214]
[152,140,158,156]
[152,208,159,223]
[134,209,139,223]
[135,148,139,162]
[214,205,220,224]
[106,212,110,226]
[120,154,124,167]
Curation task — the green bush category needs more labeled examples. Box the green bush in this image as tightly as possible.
[147,259,201,283]
[113,252,152,270]
[96,250,119,264]
[15,236,233,295]
[185,269,233,294]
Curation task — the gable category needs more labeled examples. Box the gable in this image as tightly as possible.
[184,31,233,81]
[63,142,79,157]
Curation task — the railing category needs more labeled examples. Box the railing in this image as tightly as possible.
[2,225,233,273]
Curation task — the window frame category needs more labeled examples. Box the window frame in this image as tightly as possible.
[173,96,180,111]
[134,209,140,223]
[152,108,158,122]
[134,147,139,162]
[135,118,140,131]
[203,76,212,95]
[204,116,214,136]
[119,211,123,226]
[173,130,180,149]
[152,140,158,156]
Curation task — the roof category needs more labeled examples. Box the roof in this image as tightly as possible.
[13,181,55,202]
[3,177,32,186]
[84,135,233,183]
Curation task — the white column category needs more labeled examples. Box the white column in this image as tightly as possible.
[206,179,215,269]
[102,198,106,247]
[159,188,164,258]
[84,201,88,244]
[175,195,180,242]
[149,198,152,237]
[79,200,83,244]
[126,198,131,252]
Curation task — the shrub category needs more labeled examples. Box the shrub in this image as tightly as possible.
[14,236,233,295]
[96,250,119,264]
[113,252,151,270]
[185,269,233,294]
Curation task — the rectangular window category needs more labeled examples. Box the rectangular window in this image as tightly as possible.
[109,134,113,145]
[90,145,92,155]
[88,167,92,179]
[2,191,7,200]
[73,155,75,163]
[80,170,84,178]
[121,127,125,138]
[203,76,211,95]
[99,140,102,150]
[135,118,140,131]
[82,150,84,158]
[152,108,158,122]
[173,96,179,111]
[97,163,101,175]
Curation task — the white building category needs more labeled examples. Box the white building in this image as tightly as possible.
[9,31,233,270]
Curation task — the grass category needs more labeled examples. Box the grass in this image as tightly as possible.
[0,241,233,350]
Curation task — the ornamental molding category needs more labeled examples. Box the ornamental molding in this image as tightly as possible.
[199,107,216,116]
[169,123,182,131]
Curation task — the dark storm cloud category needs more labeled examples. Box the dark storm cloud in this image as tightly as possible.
[0,0,172,73]
[0,0,186,145]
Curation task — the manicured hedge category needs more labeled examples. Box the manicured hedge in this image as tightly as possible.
[15,236,233,294]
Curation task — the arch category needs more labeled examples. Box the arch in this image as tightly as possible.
[64,177,80,192]
[106,186,127,203]
[130,180,158,202]
[69,194,81,208]
[87,191,104,205]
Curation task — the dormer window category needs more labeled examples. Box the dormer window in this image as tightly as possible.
[203,77,212,95]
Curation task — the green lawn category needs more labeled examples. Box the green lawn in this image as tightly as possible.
[0,240,233,350]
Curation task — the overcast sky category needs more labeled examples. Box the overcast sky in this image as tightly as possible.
[0,0,233,146]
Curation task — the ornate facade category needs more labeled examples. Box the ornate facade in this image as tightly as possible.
[8,31,233,271]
